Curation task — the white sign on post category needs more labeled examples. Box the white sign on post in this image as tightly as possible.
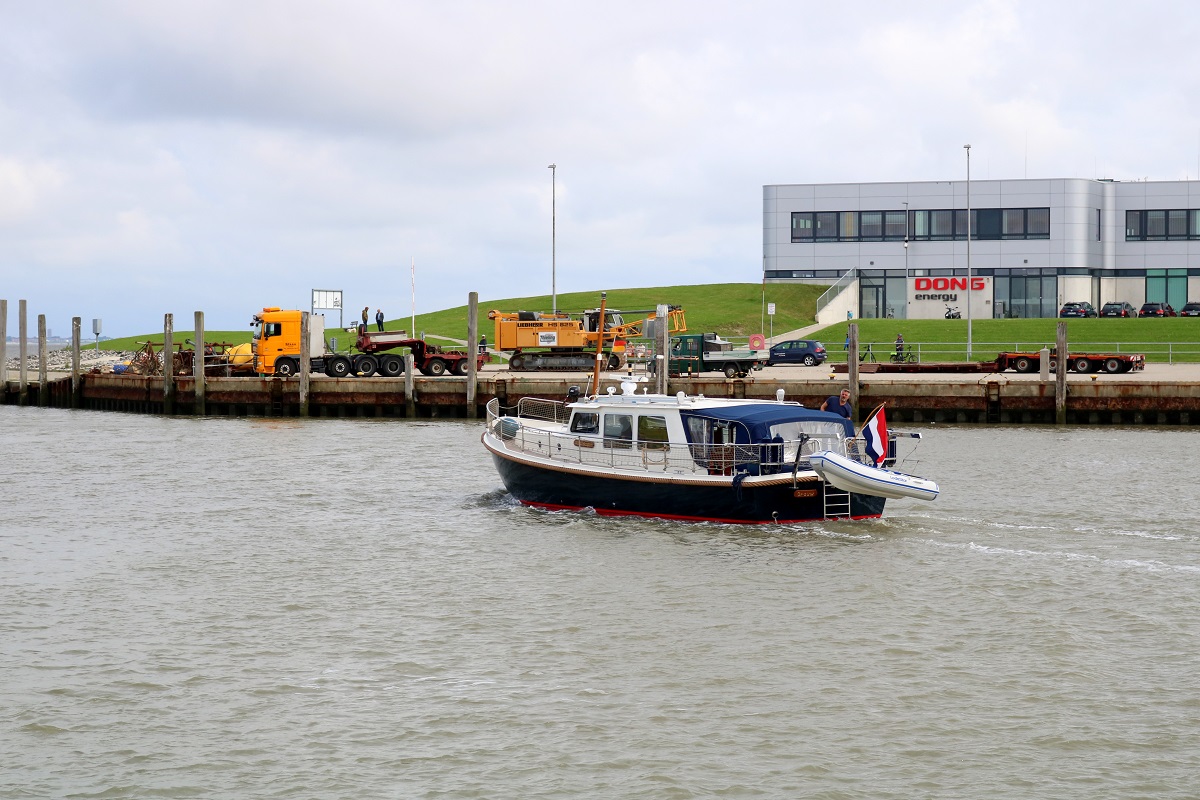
[767,303,776,315]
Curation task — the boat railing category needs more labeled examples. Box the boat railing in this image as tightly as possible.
[514,396,570,423]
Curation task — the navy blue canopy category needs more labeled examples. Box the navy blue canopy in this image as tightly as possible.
[679,404,853,443]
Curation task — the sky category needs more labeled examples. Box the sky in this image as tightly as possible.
[4,0,1200,338]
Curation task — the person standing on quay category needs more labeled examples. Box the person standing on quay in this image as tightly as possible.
[360,306,369,335]
[376,309,384,332]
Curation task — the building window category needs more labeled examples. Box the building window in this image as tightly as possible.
[1146,210,1167,239]
[1027,208,1049,237]
[815,211,838,240]
[1126,210,1143,239]
[930,210,954,239]
[1003,209,1026,237]
[791,212,814,242]
[839,211,858,240]
[859,211,883,240]
[1168,209,1189,238]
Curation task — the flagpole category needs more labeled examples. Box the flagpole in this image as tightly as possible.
[410,257,416,336]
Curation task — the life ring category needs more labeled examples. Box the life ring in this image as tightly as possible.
[748,334,766,350]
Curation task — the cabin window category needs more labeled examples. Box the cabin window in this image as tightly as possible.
[638,415,669,450]
[603,413,633,448]
[570,412,599,434]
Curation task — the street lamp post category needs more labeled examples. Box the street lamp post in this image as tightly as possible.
[548,163,557,315]
[964,144,972,359]
[902,200,910,298]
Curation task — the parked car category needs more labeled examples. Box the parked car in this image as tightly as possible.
[767,338,827,367]
[1099,301,1137,318]
[1180,302,1200,317]
[1059,301,1098,318]
[1138,302,1177,317]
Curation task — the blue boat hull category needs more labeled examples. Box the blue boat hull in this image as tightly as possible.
[490,450,886,524]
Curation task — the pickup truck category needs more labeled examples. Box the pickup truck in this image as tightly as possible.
[651,333,767,378]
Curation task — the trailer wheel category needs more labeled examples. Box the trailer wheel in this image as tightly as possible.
[1013,357,1034,373]
[379,355,404,377]
[1105,358,1122,374]
[510,354,527,371]
[606,354,621,370]
[453,359,469,376]
[275,357,299,377]
[1073,357,1091,373]
[723,363,738,378]
[326,356,352,378]
[427,358,447,376]
[355,355,378,377]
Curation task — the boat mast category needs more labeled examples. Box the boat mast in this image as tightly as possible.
[588,291,608,396]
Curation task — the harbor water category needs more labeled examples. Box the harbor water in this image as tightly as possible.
[3,406,1199,798]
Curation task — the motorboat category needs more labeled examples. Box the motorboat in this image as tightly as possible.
[482,376,938,524]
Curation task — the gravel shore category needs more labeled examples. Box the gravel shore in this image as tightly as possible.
[4,350,137,373]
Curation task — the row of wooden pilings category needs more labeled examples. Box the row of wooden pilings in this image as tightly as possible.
[1,293,489,417]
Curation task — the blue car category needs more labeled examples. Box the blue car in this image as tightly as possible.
[767,339,827,367]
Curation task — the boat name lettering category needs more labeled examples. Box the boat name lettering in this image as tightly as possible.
[793,489,818,498]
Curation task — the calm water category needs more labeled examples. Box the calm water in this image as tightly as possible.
[3,406,1199,799]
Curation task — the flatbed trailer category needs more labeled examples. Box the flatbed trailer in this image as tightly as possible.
[994,350,1145,374]
[350,330,486,377]
[833,350,1146,375]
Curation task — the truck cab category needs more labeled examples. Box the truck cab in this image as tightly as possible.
[251,308,326,376]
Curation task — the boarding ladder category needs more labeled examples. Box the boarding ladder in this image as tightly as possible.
[822,484,851,520]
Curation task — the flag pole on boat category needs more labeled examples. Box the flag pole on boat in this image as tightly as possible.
[588,291,608,397]
[858,402,889,467]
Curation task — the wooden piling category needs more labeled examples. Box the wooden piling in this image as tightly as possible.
[19,299,28,404]
[163,313,175,415]
[72,317,81,408]
[193,311,206,416]
[466,292,478,418]
[38,314,48,407]
[299,312,310,417]
[405,352,416,416]
[0,300,7,390]
[1056,322,1067,425]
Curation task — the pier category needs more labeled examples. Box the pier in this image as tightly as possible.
[6,363,1200,426]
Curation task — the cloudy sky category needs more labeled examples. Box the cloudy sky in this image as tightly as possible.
[3,0,1200,337]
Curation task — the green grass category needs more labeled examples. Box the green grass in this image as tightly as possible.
[96,286,1200,363]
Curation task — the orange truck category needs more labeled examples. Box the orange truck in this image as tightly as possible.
[251,308,483,377]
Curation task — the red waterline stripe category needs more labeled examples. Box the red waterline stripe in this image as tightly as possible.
[519,500,881,525]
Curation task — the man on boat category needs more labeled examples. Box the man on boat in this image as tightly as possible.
[821,388,852,418]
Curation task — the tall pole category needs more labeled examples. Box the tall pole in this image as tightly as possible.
[902,201,909,316]
[548,164,557,315]
[964,144,973,360]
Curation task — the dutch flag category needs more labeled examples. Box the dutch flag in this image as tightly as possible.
[861,403,888,467]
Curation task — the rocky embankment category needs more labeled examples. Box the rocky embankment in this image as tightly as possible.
[4,350,137,373]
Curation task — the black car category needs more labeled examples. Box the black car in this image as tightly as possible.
[1060,301,1098,318]
[1180,302,1200,317]
[1099,301,1137,318]
[1138,302,1177,317]
[767,338,827,367]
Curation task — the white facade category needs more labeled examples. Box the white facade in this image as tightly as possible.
[764,178,1200,320]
